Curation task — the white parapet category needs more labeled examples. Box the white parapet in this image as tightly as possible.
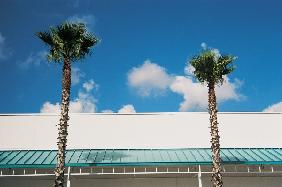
[0,112,281,150]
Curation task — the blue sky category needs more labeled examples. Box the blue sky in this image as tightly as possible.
[1,0,282,113]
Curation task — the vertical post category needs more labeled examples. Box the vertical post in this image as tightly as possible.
[198,165,203,187]
[259,166,261,173]
[134,167,136,177]
[271,166,274,173]
[67,167,71,187]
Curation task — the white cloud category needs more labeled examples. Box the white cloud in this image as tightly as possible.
[170,76,242,111]
[69,88,97,113]
[40,102,60,113]
[170,76,207,111]
[128,58,243,111]
[201,42,207,50]
[216,77,242,102]
[83,79,95,92]
[0,32,11,60]
[118,104,136,113]
[211,48,221,62]
[184,64,195,76]
[101,109,114,113]
[19,50,48,69]
[263,102,282,112]
[68,14,95,30]
[40,79,97,113]
[101,105,136,114]
[127,60,173,97]
[72,67,85,85]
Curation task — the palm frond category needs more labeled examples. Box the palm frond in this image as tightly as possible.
[37,22,99,63]
[36,31,53,46]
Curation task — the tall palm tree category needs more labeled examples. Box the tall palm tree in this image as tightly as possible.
[36,22,98,187]
[190,49,236,187]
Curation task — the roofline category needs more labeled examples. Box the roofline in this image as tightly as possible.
[0,112,282,116]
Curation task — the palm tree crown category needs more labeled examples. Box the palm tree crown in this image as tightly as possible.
[36,22,99,62]
[190,49,236,85]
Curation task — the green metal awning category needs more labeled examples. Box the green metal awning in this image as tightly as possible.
[0,148,282,168]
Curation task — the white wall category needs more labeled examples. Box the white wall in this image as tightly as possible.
[0,112,281,150]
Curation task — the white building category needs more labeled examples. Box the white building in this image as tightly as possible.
[0,112,282,187]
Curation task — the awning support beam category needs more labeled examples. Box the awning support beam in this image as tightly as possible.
[198,165,203,187]
[67,166,71,187]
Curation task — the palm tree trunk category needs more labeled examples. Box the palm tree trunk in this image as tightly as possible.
[208,82,223,187]
[54,58,71,187]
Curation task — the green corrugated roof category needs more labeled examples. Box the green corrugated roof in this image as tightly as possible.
[0,148,282,168]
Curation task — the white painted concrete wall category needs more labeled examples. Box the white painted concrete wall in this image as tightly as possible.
[1,176,282,187]
[0,112,282,150]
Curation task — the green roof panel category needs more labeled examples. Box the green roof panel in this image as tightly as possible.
[8,150,28,165]
[43,151,56,165]
[0,151,20,165]
[0,148,282,168]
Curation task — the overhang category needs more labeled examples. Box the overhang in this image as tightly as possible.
[1,148,282,169]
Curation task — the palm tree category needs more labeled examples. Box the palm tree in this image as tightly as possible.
[189,48,236,187]
[36,22,98,187]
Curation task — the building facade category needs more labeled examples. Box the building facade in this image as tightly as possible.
[0,112,281,186]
